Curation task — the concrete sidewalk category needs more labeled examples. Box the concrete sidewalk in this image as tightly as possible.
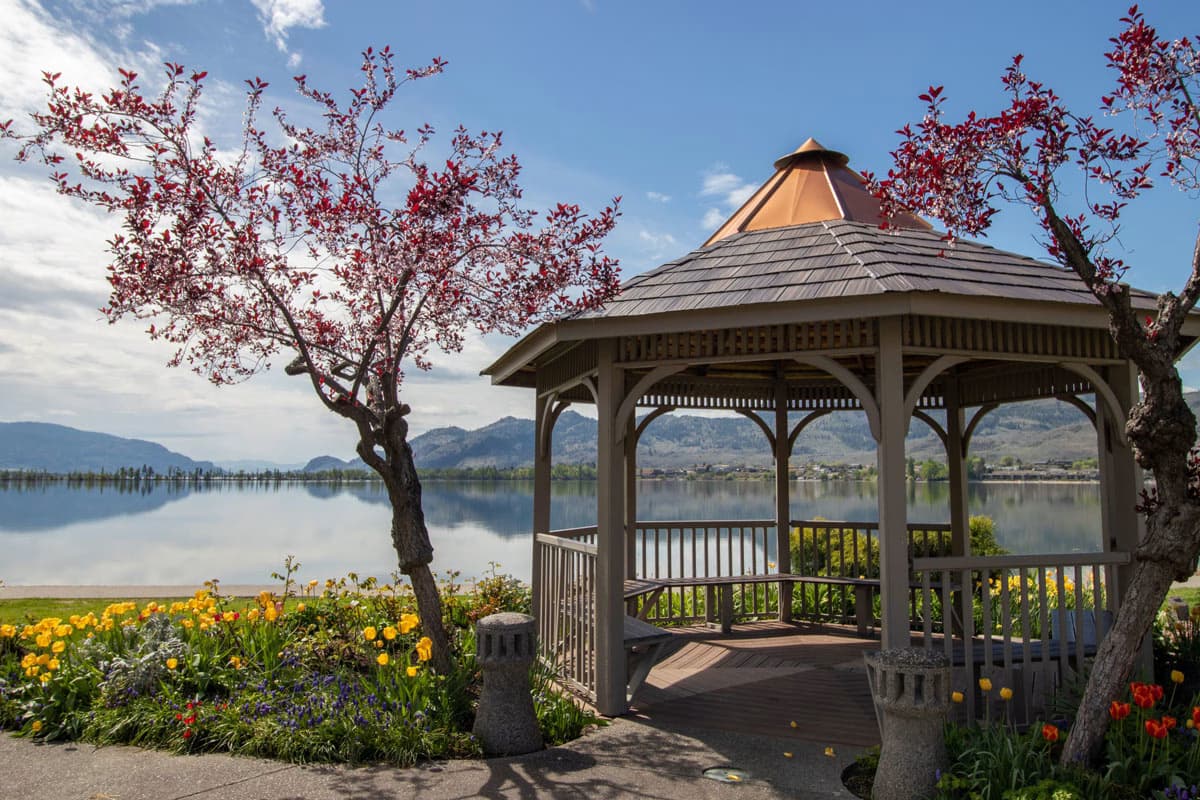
[1,717,861,799]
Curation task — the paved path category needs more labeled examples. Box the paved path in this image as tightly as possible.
[1,716,859,799]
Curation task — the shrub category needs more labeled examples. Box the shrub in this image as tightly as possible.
[0,561,598,764]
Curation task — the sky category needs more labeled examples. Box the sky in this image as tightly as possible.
[0,0,1197,465]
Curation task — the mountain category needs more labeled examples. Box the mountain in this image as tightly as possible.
[407,393,1200,470]
[302,455,368,472]
[0,422,217,473]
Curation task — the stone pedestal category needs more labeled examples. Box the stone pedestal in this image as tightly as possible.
[863,648,952,800]
[473,612,543,756]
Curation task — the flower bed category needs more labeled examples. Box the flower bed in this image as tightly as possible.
[0,564,597,764]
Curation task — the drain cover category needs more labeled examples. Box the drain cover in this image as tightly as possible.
[702,767,750,783]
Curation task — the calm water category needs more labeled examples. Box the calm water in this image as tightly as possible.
[0,480,1102,586]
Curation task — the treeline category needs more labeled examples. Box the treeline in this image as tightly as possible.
[0,463,602,486]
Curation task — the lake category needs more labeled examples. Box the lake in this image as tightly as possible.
[0,480,1103,587]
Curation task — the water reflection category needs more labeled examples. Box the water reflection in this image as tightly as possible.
[0,479,1103,586]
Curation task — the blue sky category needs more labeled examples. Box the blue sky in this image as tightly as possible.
[0,0,1197,463]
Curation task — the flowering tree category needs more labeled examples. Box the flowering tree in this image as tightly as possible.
[1,49,620,671]
[868,6,1198,763]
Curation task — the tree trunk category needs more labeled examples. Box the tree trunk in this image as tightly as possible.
[364,421,453,674]
[1059,554,1176,763]
[1061,365,1200,764]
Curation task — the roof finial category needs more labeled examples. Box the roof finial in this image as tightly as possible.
[773,137,849,170]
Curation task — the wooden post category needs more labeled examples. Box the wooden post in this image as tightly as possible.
[532,394,552,619]
[775,367,793,622]
[1099,361,1145,667]
[625,415,638,583]
[945,380,970,558]
[876,317,911,649]
[624,415,639,617]
[595,340,628,715]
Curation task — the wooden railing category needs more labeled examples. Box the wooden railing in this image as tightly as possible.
[535,526,598,701]
[790,519,953,626]
[627,519,954,627]
[631,519,777,625]
[912,551,1130,724]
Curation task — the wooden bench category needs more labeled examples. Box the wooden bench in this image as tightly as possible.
[623,614,672,702]
[624,574,880,636]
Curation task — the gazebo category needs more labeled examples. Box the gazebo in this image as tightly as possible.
[483,139,1199,718]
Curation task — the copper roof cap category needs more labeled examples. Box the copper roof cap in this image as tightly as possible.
[703,137,929,247]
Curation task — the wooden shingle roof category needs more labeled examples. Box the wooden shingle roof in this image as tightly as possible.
[573,219,1157,321]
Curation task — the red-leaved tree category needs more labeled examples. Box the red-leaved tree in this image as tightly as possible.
[1,48,620,671]
[869,6,1199,763]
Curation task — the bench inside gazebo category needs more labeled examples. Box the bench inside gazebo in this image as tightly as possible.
[483,138,1200,723]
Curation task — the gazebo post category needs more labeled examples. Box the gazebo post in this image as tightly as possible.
[595,339,628,715]
[532,395,552,617]
[624,416,638,586]
[944,381,970,558]
[876,317,912,649]
[1098,361,1144,662]
[774,370,793,622]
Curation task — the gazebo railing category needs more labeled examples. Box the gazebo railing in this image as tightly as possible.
[912,551,1129,724]
[790,519,953,625]
[631,519,776,625]
[535,526,598,701]
[628,519,954,627]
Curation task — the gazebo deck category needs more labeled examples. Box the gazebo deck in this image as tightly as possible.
[628,621,881,747]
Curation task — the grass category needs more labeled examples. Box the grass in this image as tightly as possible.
[1165,587,1200,608]
[0,598,186,625]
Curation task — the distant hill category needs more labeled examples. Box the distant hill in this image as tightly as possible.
[406,393,1200,470]
[0,422,217,473]
[302,455,368,472]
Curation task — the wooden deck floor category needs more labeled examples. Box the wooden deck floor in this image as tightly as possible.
[628,621,882,748]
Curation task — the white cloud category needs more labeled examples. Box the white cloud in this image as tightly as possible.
[698,164,756,230]
[646,191,671,203]
[250,0,325,63]
[638,229,676,248]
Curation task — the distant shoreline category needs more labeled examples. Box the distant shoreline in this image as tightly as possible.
[0,470,1102,486]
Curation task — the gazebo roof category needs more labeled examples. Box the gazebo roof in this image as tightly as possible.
[484,139,1181,387]
[703,137,929,245]
[573,219,1156,321]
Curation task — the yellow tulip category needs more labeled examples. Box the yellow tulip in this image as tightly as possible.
[383,626,397,641]
[999,687,1013,701]
[166,658,178,670]
[51,640,65,654]
[364,626,378,641]
[31,721,42,734]
[376,652,389,666]
[1172,670,1185,685]
[416,636,432,662]
[406,666,419,677]
[951,691,964,704]
[979,678,993,693]
[399,614,419,635]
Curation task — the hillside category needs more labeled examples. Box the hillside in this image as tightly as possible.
[406,393,1200,470]
[0,422,217,473]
